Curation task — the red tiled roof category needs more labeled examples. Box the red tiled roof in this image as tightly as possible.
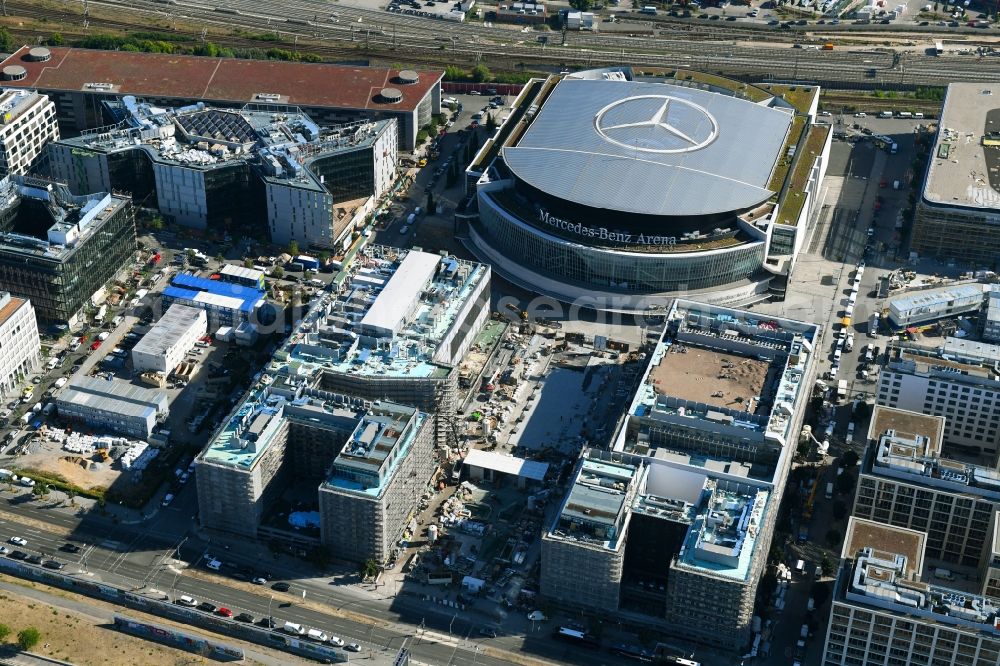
[0,47,441,112]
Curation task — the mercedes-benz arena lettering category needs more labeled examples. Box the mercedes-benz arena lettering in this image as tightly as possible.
[462,69,832,311]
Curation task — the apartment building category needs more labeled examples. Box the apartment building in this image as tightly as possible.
[541,300,820,651]
[55,377,168,439]
[0,86,58,175]
[0,176,136,324]
[822,518,1000,666]
[852,405,999,568]
[0,292,39,396]
[877,343,1000,457]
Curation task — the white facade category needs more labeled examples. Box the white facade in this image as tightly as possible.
[0,292,40,396]
[0,89,59,175]
[132,304,207,374]
[153,163,209,228]
[877,351,1000,455]
[267,119,398,249]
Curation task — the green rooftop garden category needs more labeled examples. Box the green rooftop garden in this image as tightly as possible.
[776,124,831,227]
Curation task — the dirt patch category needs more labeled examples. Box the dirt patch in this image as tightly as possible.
[0,580,232,665]
[15,450,120,491]
[650,345,770,412]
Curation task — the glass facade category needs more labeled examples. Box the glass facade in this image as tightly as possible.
[475,191,766,294]
[0,198,136,323]
[308,147,375,202]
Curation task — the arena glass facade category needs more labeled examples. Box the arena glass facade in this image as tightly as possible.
[476,187,767,294]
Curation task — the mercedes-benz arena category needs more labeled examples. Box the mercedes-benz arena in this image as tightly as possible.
[464,70,824,311]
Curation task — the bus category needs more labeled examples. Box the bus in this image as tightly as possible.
[553,627,599,648]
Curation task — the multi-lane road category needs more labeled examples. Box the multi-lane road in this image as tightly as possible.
[37,0,1000,87]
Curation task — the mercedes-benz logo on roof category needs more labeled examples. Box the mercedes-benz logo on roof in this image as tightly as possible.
[594,95,719,154]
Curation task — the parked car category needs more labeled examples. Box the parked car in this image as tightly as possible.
[176,595,198,607]
[197,602,217,613]
[235,612,255,623]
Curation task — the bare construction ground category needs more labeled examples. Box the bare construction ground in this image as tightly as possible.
[650,345,770,411]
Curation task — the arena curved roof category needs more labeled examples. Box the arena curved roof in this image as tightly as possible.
[502,78,793,217]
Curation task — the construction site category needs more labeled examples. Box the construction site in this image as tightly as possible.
[650,345,771,414]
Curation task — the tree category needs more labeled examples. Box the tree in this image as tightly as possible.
[569,0,594,8]
[835,472,855,495]
[47,33,65,47]
[486,113,497,130]
[0,28,13,54]
[443,65,467,81]
[832,499,848,521]
[360,559,380,579]
[243,257,254,269]
[271,266,284,279]
[17,627,40,651]
[842,449,860,468]
[149,215,164,231]
[821,553,836,576]
[0,623,10,643]
[811,581,832,607]
[471,63,491,83]
[426,191,435,214]
[288,240,299,256]
[825,528,842,549]
[66,487,77,507]
[32,482,48,500]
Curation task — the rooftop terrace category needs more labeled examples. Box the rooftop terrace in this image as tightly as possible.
[863,427,1000,501]
[273,246,488,381]
[843,540,1000,636]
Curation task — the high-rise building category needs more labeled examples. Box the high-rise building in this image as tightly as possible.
[822,518,1000,666]
[0,291,40,396]
[0,176,135,324]
[877,342,1000,457]
[541,299,819,650]
[0,86,59,175]
[852,405,999,568]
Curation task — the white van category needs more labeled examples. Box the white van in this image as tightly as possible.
[283,622,306,635]
[914,112,924,119]
[878,111,892,119]
[306,628,329,642]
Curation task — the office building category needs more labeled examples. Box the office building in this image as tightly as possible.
[983,515,1000,599]
[912,83,1000,266]
[55,377,168,439]
[161,273,267,332]
[0,46,441,151]
[196,246,490,559]
[0,86,59,175]
[877,343,1000,456]
[822,518,1000,666]
[0,292,40,396]
[49,98,397,247]
[887,283,985,328]
[542,300,819,650]
[131,304,207,375]
[464,68,831,310]
[0,176,136,324]
[852,405,999,567]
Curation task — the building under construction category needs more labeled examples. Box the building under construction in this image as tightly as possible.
[542,300,820,652]
[196,246,491,563]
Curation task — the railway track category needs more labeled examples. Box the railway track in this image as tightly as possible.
[7,0,1000,87]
